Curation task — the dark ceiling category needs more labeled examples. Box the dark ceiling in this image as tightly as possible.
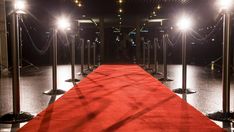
[19,0,218,29]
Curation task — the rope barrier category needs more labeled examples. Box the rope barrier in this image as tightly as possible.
[189,16,223,41]
[20,17,52,55]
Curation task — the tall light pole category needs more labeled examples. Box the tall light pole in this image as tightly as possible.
[173,15,196,95]
[208,0,234,122]
[44,16,71,95]
[0,0,33,123]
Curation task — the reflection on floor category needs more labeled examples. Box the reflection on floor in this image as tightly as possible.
[0,64,233,131]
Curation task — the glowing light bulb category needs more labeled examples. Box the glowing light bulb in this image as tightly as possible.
[157,5,161,10]
[15,0,26,14]
[218,0,233,10]
[177,16,192,31]
[119,8,123,13]
[56,17,71,30]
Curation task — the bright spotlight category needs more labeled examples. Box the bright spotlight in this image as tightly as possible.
[15,0,26,14]
[56,17,71,30]
[218,0,233,10]
[119,8,123,13]
[177,16,192,31]
[119,0,123,4]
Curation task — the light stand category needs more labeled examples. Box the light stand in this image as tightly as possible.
[173,32,195,94]
[0,2,33,123]
[43,29,66,95]
[159,34,173,81]
[207,7,234,122]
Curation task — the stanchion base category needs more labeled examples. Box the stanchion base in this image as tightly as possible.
[0,112,34,124]
[65,79,80,82]
[93,65,98,68]
[43,89,66,95]
[173,88,196,94]
[158,78,173,81]
[84,68,92,72]
[77,72,88,76]
[207,111,234,122]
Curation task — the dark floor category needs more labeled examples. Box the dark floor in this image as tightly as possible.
[0,64,234,131]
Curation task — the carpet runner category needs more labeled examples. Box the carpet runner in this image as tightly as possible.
[19,65,224,132]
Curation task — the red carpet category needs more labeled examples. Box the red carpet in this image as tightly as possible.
[19,65,224,132]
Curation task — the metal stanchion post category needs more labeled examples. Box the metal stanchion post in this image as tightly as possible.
[87,40,91,70]
[0,9,33,123]
[145,41,153,72]
[78,39,87,76]
[207,9,234,122]
[147,41,150,69]
[159,34,173,81]
[142,42,146,68]
[152,38,162,75]
[182,33,187,92]
[98,55,101,66]
[93,42,97,68]
[65,35,80,83]
[81,39,84,74]
[44,29,66,95]
[173,32,195,94]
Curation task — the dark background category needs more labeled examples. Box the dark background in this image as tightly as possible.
[5,0,233,66]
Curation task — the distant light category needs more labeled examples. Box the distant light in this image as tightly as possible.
[212,38,215,42]
[218,0,232,10]
[56,17,71,30]
[76,19,99,23]
[119,8,123,13]
[15,0,26,14]
[119,0,123,4]
[157,5,161,10]
[75,0,78,3]
[177,16,192,31]
[78,2,82,7]
[148,19,166,23]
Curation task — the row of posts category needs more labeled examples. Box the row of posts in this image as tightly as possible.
[0,8,233,124]
[0,12,100,122]
[141,35,172,81]
[140,17,233,121]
